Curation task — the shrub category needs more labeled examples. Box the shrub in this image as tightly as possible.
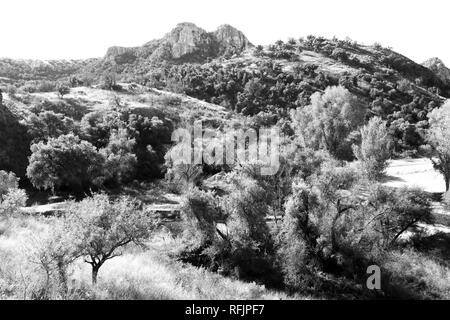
[219,174,279,283]
[24,111,76,142]
[27,218,79,297]
[291,86,367,160]
[180,188,222,247]
[426,101,450,190]
[100,128,137,185]
[353,117,393,180]
[277,179,323,291]
[442,190,450,210]
[26,134,105,193]
[0,171,19,197]
[0,171,27,218]
[57,83,71,98]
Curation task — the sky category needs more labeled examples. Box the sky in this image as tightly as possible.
[1,0,449,66]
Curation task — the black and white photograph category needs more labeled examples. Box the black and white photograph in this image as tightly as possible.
[0,0,449,308]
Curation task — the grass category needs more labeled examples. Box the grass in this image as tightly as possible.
[0,216,303,300]
[382,249,450,299]
[71,249,299,300]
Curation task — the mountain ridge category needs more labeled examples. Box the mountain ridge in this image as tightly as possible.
[104,22,253,64]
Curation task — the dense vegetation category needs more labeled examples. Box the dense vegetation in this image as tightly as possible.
[1,31,450,300]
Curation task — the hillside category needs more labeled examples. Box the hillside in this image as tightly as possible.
[0,58,97,81]
[422,57,450,85]
[2,23,450,158]
[104,22,252,64]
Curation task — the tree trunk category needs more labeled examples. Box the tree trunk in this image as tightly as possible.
[57,261,68,295]
[92,266,100,285]
[445,176,449,192]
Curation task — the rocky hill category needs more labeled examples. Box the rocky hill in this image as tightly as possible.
[2,24,450,156]
[103,22,252,65]
[423,57,450,85]
[0,23,252,83]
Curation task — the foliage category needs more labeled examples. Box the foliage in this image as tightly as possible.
[26,134,105,193]
[292,86,367,160]
[0,171,27,218]
[0,103,32,177]
[100,128,137,185]
[57,83,71,98]
[65,194,157,284]
[277,161,433,292]
[425,101,450,190]
[180,188,222,246]
[353,117,392,180]
[23,111,76,143]
[27,218,80,297]
[0,170,19,197]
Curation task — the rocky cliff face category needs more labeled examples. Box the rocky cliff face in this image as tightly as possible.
[422,57,450,85]
[105,46,138,64]
[164,22,213,59]
[104,22,253,64]
[213,24,252,54]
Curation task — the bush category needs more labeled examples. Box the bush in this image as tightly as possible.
[57,84,70,98]
[442,190,450,210]
[291,86,367,160]
[0,171,27,218]
[26,134,105,193]
[100,128,137,185]
[381,249,450,299]
[426,101,450,191]
[353,117,393,180]
[27,218,79,298]
[276,159,433,293]
[277,179,323,291]
[24,111,76,143]
[180,188,222,247]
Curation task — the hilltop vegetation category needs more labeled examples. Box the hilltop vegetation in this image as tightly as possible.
[1,23,450,300]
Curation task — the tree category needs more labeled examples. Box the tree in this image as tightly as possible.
[57,84,70,98]
[26,134,105,193]
[66,194,156,284]
[164,143,203,189]
[353,117,392,180]
[218,173,277,281]
[102,72,118,90]
[425,101,450,190]
[100,128,137,185]
[0,171,27,218]
[0,170,19,197]
[363,186,432,248]
[181,188,222,246]
[292,86,367,160]
[24,111,75,143]
[277,163,433,289]
[28,218,79,297]
[254,45,264,57]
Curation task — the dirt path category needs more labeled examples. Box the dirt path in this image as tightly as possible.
[384,158,446,193]
[384,158,450,235]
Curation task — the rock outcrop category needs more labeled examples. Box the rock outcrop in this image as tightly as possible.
[422,57,450,85]
[213,24,252,54]
[104,22,253,64]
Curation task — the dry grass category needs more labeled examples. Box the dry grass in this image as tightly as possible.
[382,249,450,299]
[0,216,302,300]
